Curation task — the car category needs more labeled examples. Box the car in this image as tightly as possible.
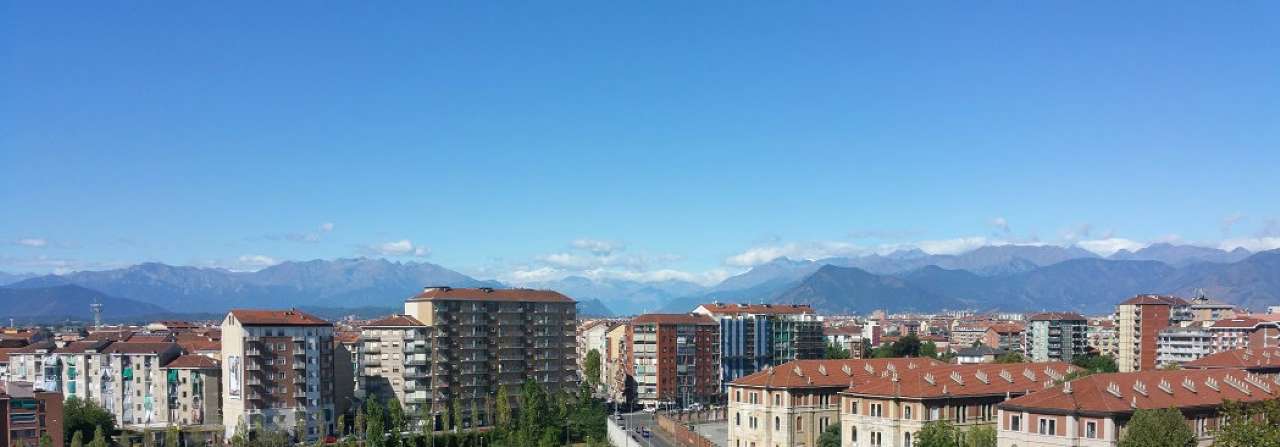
[642,407,657,413]
[614,414,624,421]
[642,428,651,438]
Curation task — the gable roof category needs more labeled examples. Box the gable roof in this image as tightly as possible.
[229,309,331,327]
[164,355,220,369]
[407,287,574,303]
[54,340,114,354]
[631,313,716,326]
[362,315,427,328]
[1028,312,1087,322]
[987,323,1025,334]
[1000,368,1278,417]
[101,342,182,355]
[1119,294,1189,306]
[843,362,1077,400]
[695,303,815,316]
[1183,347,1280,371]
[731,358,945,389]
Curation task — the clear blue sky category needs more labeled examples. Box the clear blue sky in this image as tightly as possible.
[3,2,1278,283]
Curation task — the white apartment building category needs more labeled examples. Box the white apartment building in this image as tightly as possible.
[221,309,335,441]
[1155,327,1214,367]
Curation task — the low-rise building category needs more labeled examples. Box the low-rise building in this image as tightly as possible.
[1155,327,1214,368]
[841,362,1075,447]
[726,358,942,447]
[997,368,1280,447]
[954,346,1007,364]
[824,326,864,359]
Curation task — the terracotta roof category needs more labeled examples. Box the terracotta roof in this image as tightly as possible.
[1000,368,1278,417]
[177,339,221,353]
[127,334,175,343]
[1183,348,1280,371]
[987,323,1025,334]
[0,347,20,363]
[843,362,1076,400]
[824,326,862,336]
[54,340,114,354]
[1119,294,1189,306]
[1208,317,1279,329]
[362,315,427,328]
[334,331,361,344]
[695,303,815,316]
[229,309,331,326]
[164,355,219,369]
[1028,312,1086,321]
[631,313,716,326]
[11,341,56,354]
[731,358,945,389]
[85,330,134,341]
[100,342,181,355]
[407,287,574,303]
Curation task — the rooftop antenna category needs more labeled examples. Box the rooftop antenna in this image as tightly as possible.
[91,298,103,329]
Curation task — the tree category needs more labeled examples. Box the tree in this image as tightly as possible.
[70,431,84,447]
[450,399,463,432]
[337,414,346,438]
[495,384,512,429]
[1214,400,1280,447]
[817,424,841,447]
[584,349,603,390]
[165,426,180,447]
[89,426,108,447]
[964,425,996,447]
[1117,408,1195,447]
[920,341,939,359]
[365,396,386,447]
[824,343,851,359]
[64,397,116,447]
[994,352,1025,363]
[386,398,405,447]
[354,409,366,441]
[469,398,480,428]
[295,409,308,443]
[1071,353,1118,373]
[417,403,433,432]
[917,420,960,447]
[39,434,52,447]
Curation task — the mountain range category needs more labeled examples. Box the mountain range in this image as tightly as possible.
[1,244,1277,320]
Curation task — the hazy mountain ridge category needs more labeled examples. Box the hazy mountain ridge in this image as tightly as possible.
[0,284,170,321]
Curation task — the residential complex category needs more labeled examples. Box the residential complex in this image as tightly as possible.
[1025,313,1087,363]
[221,309,336,441]
[1207,315,1280,351]
[983,323,1025,353]
[357,315,432,427]
[1114,295,1191,372]
[0,381,62,447]
[401,287,578,426]
[627,313,719,408]
[693,303,824,388]
[1087,319,1117,357]
[1155,327,1214,367]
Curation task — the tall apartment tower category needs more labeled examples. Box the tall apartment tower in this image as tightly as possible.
[357,316,433,428]
[401,287,577,427]
[627,313,719,409]
[691,303,823,389]
[1025,312,1088,363]
[1115,295,1191,372]
[221,309,335,441]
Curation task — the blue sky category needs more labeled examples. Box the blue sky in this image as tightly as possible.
[2,2,1278,283]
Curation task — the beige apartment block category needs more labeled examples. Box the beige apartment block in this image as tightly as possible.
[358,315,433,428]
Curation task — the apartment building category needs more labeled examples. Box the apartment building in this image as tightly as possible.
[1087,319,1117,357]
[99,342,185,427]
[1025,313,1087,363]
[576,320,615,387]
[693,303,824,388]
[1115,295,1191,373]
[1207,315,1280,352]
[402,287,578,428]
[840,362,1075,447]
[162,355,221,428]
[221,309,336,441]
[824,326,864,359]
[726,358,942,447]
[627,313,719,409]
[0,381,62,447]
[997,368,1280,447]
[949,325,991,352]
[982,323,1025,353]
[604,323,630,404]
[1188,294,1237,324]
[1154,327,1214,367]
[358,315,432,428]
[332,331,360,422]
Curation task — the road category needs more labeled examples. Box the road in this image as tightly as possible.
[617,412,679,447]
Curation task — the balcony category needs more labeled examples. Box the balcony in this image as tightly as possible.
[293,362,307,370]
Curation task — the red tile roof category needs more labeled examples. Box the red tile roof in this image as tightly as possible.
[1183,348,1280,371]
[843,362,1076,399]
[54,340,114,354]
[695,303,815,316]
[1000,368,1278,416]
[101,342,182,355]
[1119,294,1189,306]
[987,323,1025,334]
[1208,317,1279,329]
[1028,312,1086,321]
[0,347,20,363]
[407,287,574,303]
[165,355,220,369]
[229,309,331,326]
[127,334,175,343]
[731,358,946,389]
[85,330,135,341]
[177,339,221,353]
[631,313,716,326]
[362,315,427,327]
[335,331,361,344]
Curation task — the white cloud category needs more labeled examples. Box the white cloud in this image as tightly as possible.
[369,239,430,257]
[724,241,864,267]
[990,217,1010,234]
[319,222,335,232]
[570,238,622,255]
[1061,224,1094,242]
[1220,213,1246,237]
[14,238,48,248]
[1219,237,1280,252]
[236,255,280,269]
[1075,238,1146,256]
[911,237,999,255]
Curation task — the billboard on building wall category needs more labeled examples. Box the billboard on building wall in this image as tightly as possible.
[228,355,241,398]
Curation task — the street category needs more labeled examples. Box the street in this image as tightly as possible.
[617,412,679,447]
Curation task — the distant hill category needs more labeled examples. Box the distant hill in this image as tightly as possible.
[524,276,705,316]
[1109,243,1253,266]
[773,265,966,313]
[0,271,38,286]
[0,284,170,321]
[576,298,614,318]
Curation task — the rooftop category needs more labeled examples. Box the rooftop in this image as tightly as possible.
[164,355,219,369]
[362,314,427,328]
[731,358,946,389]
[100,342,182,355]
[1000,368,1278,417]
[631,313,716,326]
[695,303,815,316]
[1028,312,1087,322]
[843,362,1076,399]
[407,287,574,303]
[1119,294,1189,306]
[229,309,331,327]
[1183,347,1280,371]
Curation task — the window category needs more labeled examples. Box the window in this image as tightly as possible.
[736,390,741,402]
[870,431,882,447]
[903,405,912,420]
[904,432,912,447]
[850,399,858,414]
[736,413,740,426]
[1010,415,1021,431]
[775,416,780,431]
[775,394,781,406]
[870,403,883,417]
[1038,418,1056,435]
[1086,421,1097,439]
[796,416,802,431]
[851,427,857,443]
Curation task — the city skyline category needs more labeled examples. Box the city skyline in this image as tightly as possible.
[5,2,1279,284]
